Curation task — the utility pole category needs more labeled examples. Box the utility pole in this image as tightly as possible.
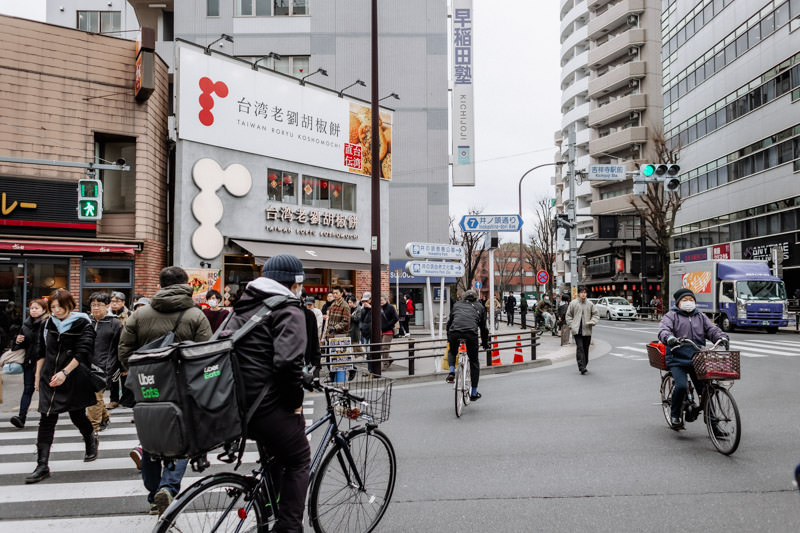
[567,124,578,298]
[640,215,648,309]
[369,0,382,375]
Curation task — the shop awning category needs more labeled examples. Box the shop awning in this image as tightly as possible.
[231,239,374,271]
[0,239,140,255]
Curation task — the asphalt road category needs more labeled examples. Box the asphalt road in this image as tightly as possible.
[372,320,800,532]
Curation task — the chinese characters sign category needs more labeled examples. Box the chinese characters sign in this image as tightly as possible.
[405,261,466,277]
[265,205,359,241]
[452,1,475,186]
[405,242,464,261]
[177,45,393,180]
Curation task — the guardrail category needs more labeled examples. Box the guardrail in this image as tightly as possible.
[321,330,542,377]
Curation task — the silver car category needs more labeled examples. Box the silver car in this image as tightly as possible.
[595,297,638,321]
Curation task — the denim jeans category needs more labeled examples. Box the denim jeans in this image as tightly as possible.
[670,364,705,420]
[19,363,36,418]
[141,451,188,503]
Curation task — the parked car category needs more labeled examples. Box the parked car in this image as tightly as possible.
[515,298,537,311]
[595,297,638,321]
[588,298,599,306]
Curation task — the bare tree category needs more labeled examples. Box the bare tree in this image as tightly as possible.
[524,199,557,300]
[493,242,518,296]
[449,208,487,296]
[629,128,684,302]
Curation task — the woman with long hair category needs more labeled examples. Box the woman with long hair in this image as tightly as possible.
[9,299,49,428]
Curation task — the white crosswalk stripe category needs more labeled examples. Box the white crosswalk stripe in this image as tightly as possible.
[0,399,316,529]
[608,339,800,361]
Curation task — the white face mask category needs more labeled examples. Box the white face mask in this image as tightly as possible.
[679,300,696,312]
[294,286,303,298]
[208,298,218,308]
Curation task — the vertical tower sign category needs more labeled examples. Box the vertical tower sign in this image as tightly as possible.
[451,0,475,186]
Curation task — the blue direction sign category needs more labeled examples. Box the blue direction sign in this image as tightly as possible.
[474,280,482,290]
[459,214,523,232]
[405,242,464,261]
[405,261,465,278]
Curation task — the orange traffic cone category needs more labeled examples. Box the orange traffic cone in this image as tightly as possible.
[513,335,524,363]
[491,336,502,366]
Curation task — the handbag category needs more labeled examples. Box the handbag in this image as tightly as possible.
[77,361,107,392]
[0,348,26,367]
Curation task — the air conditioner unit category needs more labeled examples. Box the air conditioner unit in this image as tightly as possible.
[627,15,639,26]
[629,111,640,120]
[628,46,639,56]
[628,79,639,88]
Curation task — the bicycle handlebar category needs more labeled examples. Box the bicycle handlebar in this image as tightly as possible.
[677,337,726,350]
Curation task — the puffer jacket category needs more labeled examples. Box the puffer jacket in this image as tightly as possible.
[658,307,726,366]
[447,298,489,346]
[38,313,97,415]
[118,284,212,369]
[227,277,308,413]
[12,315,46,366]
[89,313,123,383]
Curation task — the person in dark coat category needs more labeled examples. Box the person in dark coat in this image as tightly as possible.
[359,292,372,345]
[227,254,314,532]
[202,289,230,333]
[379,294,399,369]
[519,293,529,329]
[505,291,517,326]
[10,299,48,429]
[87,292,122,432]
[25,289,98,484]
[658,288,728,430]
[397,293,407,337]
[445,289,489,400]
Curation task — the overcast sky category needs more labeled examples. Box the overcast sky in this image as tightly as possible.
[0,0,562,244]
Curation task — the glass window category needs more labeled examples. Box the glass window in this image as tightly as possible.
[96,137,136,213]
[753,150,766,172]
[704,58,715,79]
[302,176,315,206]
[689,178,699,195]
[706,112,717,133]
[724,42,736,65]
[207,0,220,16]
[274,0,289,15]
[267,169,282,201]
[77,11,99,32]
[292,57,308,78]
[687,70,696,91]
[236,0,253,16]
[703,3,714,23]
[776,2,791,26]
[100,11,121,33]
[782,210,797,231]
[707,169,718,188]
[342,183,356,211]
[716,108,726,129]
[735,33,748,57]
[282,172,296,203]
[688,124,697,143]
[329,181,343,210]
[779,139,794,163]
[747,24,761,47]
[696,117,707,138]
[256,0,270,15]
[294,0,307,15]
[84,266,130,284]
[27,262,69,307]
[777,71,791,96]
[698,172,708,191]
[718,165,729,185]
[761,13,775,36]
[714,50,725,72]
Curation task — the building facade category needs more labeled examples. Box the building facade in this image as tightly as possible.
[665,0,800,295]
[0,14,170,347]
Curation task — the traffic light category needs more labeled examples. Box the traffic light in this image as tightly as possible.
[639,164,680,190]
[77,178,103,221]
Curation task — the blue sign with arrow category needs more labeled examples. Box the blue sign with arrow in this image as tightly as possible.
[459,214,523,232]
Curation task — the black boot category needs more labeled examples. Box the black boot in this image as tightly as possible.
[25,444,51,484]
[10,415,25,429]
[83,432,98,462]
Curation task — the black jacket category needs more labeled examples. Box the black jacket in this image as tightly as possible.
[505,295,517,312]
[228,278,308,413]
[359,303,373,340]
[349,305,362,343]
[447,298,489,347]
[12,315,45,367]
[380,303,399,334]
[89,314,123,381]
[38,314,97,415]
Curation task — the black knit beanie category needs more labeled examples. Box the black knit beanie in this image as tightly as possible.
[673,288,695,303]
[261,254,304,284]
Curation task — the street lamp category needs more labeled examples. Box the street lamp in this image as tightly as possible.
[205,34,233,55]
[518,161,565,297]
[252,52,282,70]
[379,92,400,102]
[300,67,328,85]
[338,79,366,98]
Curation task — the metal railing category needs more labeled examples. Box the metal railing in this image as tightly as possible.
[320,330,542,377]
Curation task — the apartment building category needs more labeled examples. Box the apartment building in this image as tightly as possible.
[664,0,800,295]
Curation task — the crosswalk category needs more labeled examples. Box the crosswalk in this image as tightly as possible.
[0,399,315,532]
[608,338,800,361]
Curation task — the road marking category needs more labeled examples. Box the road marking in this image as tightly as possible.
[0,515,155,533]
[731,340,800,357]
[0,438,141,456]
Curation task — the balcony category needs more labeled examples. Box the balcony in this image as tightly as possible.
[562,23,589,53]
[562,101,591,129]
[561,76,589,107]
[560,0,589,36]
[589,126,648,156]
[588,29,645,69]
[587,0,614,10]
[588,93,647,127]
[560,50,589,85]
[590,193,636,215]
[588,61,645,98]
[575,127,591,146]
[588,0,645,40]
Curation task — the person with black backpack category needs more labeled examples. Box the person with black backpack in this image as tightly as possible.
[226,254,316,533]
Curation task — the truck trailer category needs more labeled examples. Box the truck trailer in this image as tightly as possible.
[669,260,788,333]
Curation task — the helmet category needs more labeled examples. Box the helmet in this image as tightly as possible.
[463,289,478,301]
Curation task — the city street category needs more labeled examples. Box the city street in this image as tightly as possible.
[1,321,799,531]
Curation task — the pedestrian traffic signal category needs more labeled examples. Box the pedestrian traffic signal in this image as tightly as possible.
[77,178,103,221]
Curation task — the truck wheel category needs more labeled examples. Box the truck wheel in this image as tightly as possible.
[719,315,733,332]
[766,327,778,334]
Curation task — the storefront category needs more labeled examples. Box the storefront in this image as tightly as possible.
[172,42,390,304]
[388,259,457,325]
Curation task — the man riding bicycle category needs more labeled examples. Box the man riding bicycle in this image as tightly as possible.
[658,288,729,430]
[445,289,489,401]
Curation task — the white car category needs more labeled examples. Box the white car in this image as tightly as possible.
[595,297,638,321]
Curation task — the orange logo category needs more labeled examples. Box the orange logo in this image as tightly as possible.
[682,271,712,294]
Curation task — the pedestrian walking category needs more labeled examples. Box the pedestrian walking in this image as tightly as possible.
[359,292,373,345]
[347,295,363,353]
[565,286,599,375]
[557,294,571,346]
[87,293,122,433]
[397,293,407,337]
[9,299,48,429]
[25,289,98,484]
[519,293,528,329]
[201,289,230,333]
[324,286,350,341]
[321,292,334,318]
[118,266,213,515]
[445,289,489,400]
[403,294,414,337]
[505,291,517,326]
[305,297,324,341]
[378,295,399,369]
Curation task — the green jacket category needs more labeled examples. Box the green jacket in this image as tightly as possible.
[118,284,212,369]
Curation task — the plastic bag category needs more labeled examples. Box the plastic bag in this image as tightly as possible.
[2,362,23,375]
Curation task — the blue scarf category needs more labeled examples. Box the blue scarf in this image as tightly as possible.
[51,312,91,334]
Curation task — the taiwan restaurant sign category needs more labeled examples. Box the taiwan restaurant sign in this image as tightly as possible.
[176,43,393,180]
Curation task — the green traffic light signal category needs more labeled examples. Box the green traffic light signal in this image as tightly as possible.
[641,164,655,177]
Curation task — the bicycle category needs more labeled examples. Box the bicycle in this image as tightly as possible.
[451,341,472,418]
[154,372,397,533]
[650,338,741,455]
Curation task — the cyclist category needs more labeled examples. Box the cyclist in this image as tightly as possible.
[226,254,318,533]
[445,289,489,401]
[658,287,728,430]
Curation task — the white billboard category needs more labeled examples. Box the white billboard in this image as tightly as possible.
[176,44,393,180]
[451,0,475,186]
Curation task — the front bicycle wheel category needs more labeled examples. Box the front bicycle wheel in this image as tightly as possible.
[154,473,270,533]
[660,373,674,427]
[455,357,465,417]
[308,428,397,533]
[705,385,741,455]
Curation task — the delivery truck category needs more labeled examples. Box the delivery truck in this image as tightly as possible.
[669,260,788,333]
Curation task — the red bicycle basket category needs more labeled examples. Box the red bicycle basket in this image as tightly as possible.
[646,342,667,370]
[693,350,741,380]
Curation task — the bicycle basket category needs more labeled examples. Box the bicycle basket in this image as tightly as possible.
[327,372,393,424]
[693,349,740,380]
[646,342,667,370]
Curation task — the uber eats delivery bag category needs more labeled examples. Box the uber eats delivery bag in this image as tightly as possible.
[126,296,290,462]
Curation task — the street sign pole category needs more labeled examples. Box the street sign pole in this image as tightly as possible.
[439,272,445,338]
[568,124,578,299]
[426,274,434,339]
[489,247,495,334]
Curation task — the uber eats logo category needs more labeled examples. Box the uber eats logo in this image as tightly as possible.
[204,364,221,380]
[138,374,159,399]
